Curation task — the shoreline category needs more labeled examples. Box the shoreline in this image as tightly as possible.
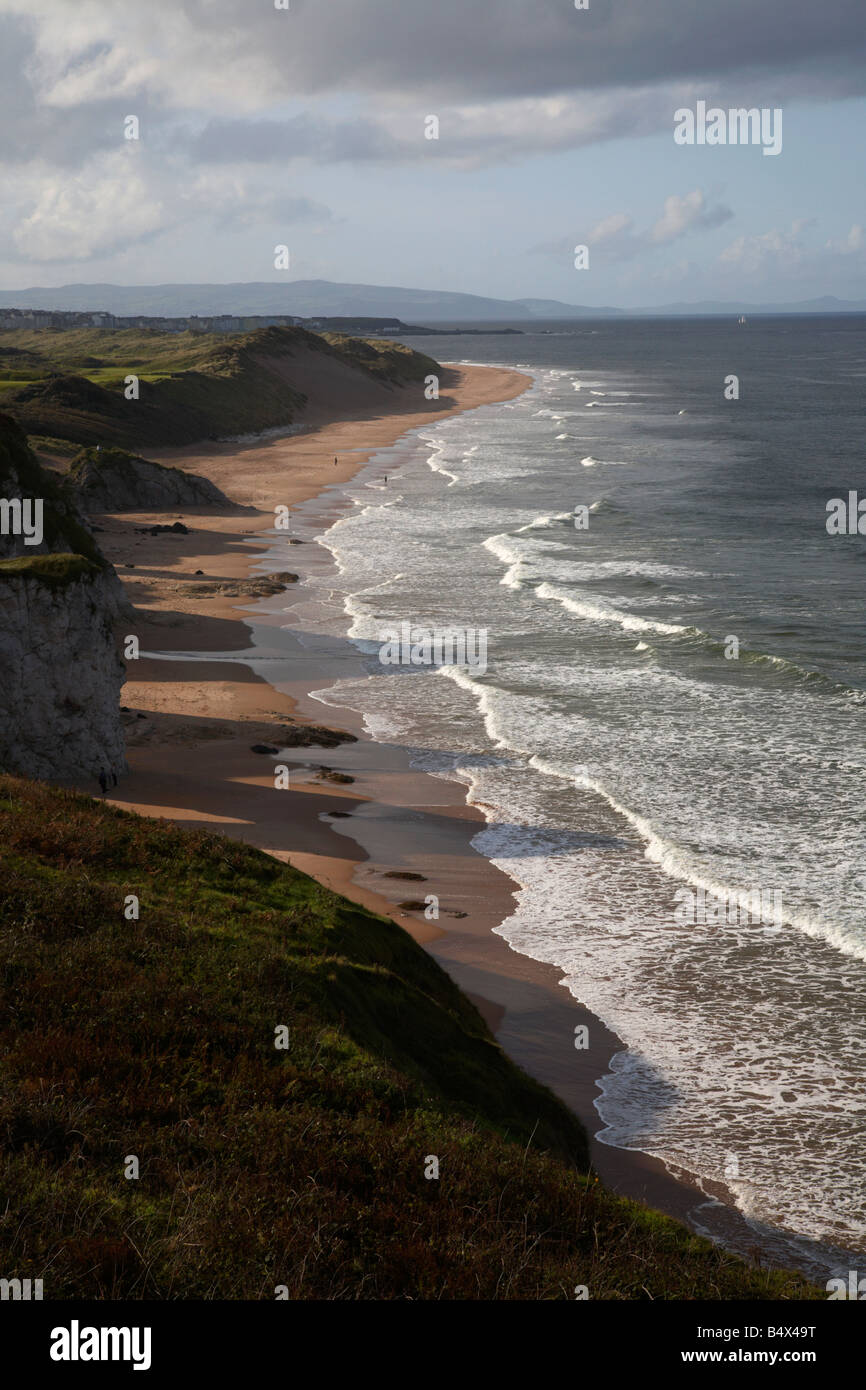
[86,361,808,1278]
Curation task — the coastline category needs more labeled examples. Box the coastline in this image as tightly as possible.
[86,360,800,1275]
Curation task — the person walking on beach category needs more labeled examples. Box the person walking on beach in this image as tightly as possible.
[334,456,338,466]
[97,769,108,797]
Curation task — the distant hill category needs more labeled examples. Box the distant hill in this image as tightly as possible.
[513,297,623,318]
[0,280,619,323]
[0,280,537,323]
[1,280,865,324]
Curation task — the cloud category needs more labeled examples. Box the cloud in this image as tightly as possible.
[651,190,733,244]
[717,219,866,281]
[12,150,168,261]
[718,223,809,275]
[532,190,734,265]
[1,0,865,174]
[190,115,403,165]
[4,0,863,106]
[826,224,865,255]
[8,149,332,263]
[185,87,702,171]
[0,0,864,296]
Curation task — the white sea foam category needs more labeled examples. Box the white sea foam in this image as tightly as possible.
[515,512,572,532]
[292,352,866,1275]
[535,581,690,635]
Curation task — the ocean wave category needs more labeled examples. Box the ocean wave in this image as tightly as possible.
[535,582,691,636]
[423,662,866,972]
[515,512,572,532]
[518,753,866,965]
[292,349,866,1274]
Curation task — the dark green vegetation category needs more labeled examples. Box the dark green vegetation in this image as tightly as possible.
[0,411,104,567]
[0,325,441,450]
[0,552,100,590]
[0,778,817,1300]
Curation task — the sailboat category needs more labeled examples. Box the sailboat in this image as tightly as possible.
[738,315,748,325]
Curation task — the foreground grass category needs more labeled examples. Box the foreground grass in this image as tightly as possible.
[0,778,816,1299]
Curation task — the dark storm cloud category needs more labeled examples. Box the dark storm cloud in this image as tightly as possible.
[3,0,865,174]
[190,115,403,164]
[201,0,866,102]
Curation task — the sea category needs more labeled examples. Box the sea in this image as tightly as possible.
[286,315,866,1278]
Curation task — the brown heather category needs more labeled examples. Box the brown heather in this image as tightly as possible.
[0,777,817,1300]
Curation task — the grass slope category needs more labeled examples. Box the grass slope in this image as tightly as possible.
[0,325,441,449]
[0,779,816,1300]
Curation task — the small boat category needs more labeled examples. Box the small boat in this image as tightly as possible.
[738,315,748,325]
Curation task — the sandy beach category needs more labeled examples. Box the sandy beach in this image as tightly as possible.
[84,360,780,1263]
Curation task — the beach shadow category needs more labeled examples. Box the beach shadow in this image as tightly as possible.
[128,616,265,656]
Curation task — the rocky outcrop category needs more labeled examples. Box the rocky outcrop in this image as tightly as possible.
[0,413,127,780]
[69,446,235,512]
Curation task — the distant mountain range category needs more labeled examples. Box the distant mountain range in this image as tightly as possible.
[1,280,865,322]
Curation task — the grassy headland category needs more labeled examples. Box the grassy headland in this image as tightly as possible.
[0,325,441,450]
[0,777,817,1300]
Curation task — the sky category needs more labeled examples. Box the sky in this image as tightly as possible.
[1,0,865,308]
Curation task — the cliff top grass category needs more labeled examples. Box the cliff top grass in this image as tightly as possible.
[0,551,100,590]
[0,411,104,566]
[0,776,818,1301]
[0,323,439,392]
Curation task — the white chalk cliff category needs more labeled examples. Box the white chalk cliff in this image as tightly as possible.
[0,412,128,782]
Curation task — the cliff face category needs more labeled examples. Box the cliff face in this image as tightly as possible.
[0,413,127,781]
[0,560,127,781]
